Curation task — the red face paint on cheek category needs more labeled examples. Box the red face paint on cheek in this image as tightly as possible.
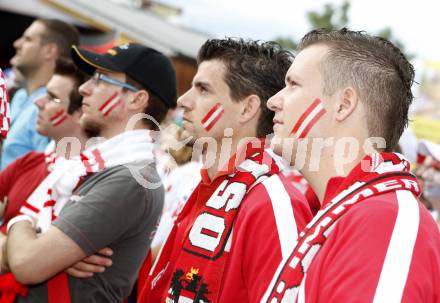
[290,98,327,139]
[99,91,121,117]
[50,109,68,127]
[201,102,224,131]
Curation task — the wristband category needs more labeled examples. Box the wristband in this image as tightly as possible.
[6,215,35,234]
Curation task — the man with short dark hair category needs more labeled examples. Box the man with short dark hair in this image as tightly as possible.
[1,43,175,303]
[141,38,312,303]
[263,28,440,302]
[1,19,79,170]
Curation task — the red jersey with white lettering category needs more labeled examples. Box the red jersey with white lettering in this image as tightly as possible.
[296,177,440,303]
[144,170,312,302]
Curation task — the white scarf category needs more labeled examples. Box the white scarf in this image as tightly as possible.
[20,130,156,233]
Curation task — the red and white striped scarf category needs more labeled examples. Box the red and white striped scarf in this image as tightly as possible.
[140,141,281,302]
[43,141,58,171]
[261,152,421,302]
[19,129,156,233]
[0,69,11,138]
[0,130,156,303]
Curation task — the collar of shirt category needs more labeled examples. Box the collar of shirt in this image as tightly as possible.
[322,176,345,207]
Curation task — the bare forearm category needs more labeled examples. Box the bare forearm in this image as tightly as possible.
[6,221,86,284]
[6,221,41,283]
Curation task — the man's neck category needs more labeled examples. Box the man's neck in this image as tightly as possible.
[205,142,236,181]
[204,134,261,181]
[99,116,153,139]
[301,149,366,204]
[53,131,89,159]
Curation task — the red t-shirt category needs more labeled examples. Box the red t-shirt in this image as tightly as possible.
[148,170,313,302]
[298,177,440,302]
[0,151,49,234]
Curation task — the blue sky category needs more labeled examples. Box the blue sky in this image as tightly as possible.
[162,0,440,61]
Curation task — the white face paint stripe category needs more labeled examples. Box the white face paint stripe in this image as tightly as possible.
[101,96,121,116]
[202,106,223,128]
[98,91,119,113]
[262,174,298,259]
[51,113,68,126]
[373,190,420,303]
[295,102,325,139]
[202,104,224,131]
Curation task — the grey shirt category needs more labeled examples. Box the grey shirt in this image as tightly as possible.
[16,164,164,303]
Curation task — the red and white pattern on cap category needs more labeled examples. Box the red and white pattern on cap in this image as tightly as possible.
[0,69,11,138]
[290,98,326,139]
[201,102,224,131]
[50,109,68,127]
[99,91,121,117]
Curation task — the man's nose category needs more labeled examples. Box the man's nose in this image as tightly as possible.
[35,96,47,110]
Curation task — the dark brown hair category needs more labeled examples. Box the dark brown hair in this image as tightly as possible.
[37,18,80,59]
[298,28,415,151]
[197,38,294,137]
[54,58,87,114]
[125,76,168,130]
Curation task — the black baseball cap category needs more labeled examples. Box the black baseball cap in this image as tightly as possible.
[71,43,177,108]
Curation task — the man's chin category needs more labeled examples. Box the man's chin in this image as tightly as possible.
[9,56,19,66]
[36,127,48,138]
[180,126,197,141]
[270,135,299,165]
[80,119,102,138]
[270,143,283,158]
[181,122,194,133]
[269,135,284,153]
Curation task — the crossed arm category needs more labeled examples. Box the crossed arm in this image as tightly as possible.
[2,221,112,284]
[3,221,86,284]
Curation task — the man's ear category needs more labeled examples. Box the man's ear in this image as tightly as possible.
[129,90,150,111]
[334,87,359,122]
[239,94,261,124]
[42,42,59,60]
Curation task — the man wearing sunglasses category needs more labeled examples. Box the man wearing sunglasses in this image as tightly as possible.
[1,44,176,303]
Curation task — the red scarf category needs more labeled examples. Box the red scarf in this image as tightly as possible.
[140,140,281,302]
[0,272,70,303]
[261,152,420,302]
[0,69,10,138]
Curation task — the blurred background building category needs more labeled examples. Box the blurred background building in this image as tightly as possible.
[0,0,211,95]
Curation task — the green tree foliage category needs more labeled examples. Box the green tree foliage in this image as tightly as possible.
[274,1,412,59]
[306,1,349,30]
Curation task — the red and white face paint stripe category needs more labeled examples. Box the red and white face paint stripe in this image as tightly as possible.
[99,91,121,117]
[201,102,224,131]
[50,109,68,127]
[290,98,326,139]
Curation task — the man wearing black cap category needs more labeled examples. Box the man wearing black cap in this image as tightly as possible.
[1,43,176,303]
